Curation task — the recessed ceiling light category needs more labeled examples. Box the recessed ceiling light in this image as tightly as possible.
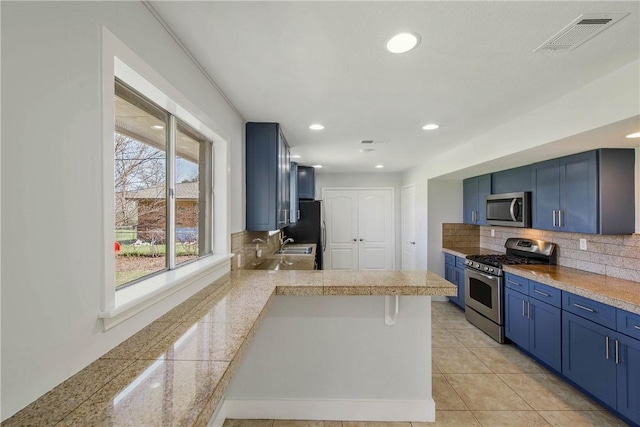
[386,32,420,54]
[422,124,439,130]
[375,164,384,169]
[309,124,324,130]
[291,155,301,159]
[151,125,164,130]
[626,132,640,138]
[312,164,323,168]
[360,148,375,153]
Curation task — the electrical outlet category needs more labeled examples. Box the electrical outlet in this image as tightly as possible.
[579,239,587,250]
[237,253,242,268]
[490,229,495,237]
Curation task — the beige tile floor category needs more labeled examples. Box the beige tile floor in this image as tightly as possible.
[223,301,629,427]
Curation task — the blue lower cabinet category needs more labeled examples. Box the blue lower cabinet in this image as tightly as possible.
[529,298,562,372]
[505,287,529,348]
[562,312,617,408]
[616,332,640,425]
[455,266,465,309]
[505,287,561,372]
[444,263,459,307]
[444,256,465,309]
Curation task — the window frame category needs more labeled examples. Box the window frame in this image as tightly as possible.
[100,28,231,330]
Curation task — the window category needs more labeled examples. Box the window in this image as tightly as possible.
[114,79,213,288]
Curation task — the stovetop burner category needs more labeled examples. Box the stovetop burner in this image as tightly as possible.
[464,238,557,275]
[465,254,546,268]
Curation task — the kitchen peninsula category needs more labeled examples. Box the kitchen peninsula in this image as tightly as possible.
[3,270,456,427]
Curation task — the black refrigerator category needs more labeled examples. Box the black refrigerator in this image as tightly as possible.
[284,200,325,269]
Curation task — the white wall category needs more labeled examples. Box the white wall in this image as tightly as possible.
[426,180,462,275]
[316,172,403,270]
[1,2,243,419]
[403,60,640,270]
[224,295,434,421]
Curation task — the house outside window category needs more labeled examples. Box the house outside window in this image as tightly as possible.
[114,78,213,288]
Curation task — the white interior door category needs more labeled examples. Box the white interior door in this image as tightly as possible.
[402,185,416,270]
[324,188,394,271]
[324,190,358,270]
[358,189,394,270]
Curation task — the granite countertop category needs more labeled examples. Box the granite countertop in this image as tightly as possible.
[442,246,640,315]
[3,269,455,427]
[442,246,502,258]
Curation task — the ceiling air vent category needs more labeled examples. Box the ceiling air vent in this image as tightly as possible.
[533,13,628,52]
[360,139,389,145]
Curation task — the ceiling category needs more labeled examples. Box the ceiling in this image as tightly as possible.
[148,1,640,174]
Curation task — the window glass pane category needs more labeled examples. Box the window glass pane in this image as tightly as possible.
[175,121,212,266]
[114,80,168,288]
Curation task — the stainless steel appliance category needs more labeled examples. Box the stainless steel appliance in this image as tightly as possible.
[283,200,325,269]
[486,192,531,228]
[464,238,557,343]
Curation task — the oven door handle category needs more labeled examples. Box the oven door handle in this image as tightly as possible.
[467,269,497,282]
[509,198,518,222]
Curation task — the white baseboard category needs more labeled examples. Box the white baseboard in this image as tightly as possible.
[219,398,436,422]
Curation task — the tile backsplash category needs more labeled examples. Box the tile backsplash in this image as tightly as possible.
[230,230,281,270]
[442,223,640,282]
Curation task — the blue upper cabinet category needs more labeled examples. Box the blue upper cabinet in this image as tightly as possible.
[532,149,635,234]
[297,165,315,200]
[463,174,491,225]
[246,122,291,231]
[492,165,532,194]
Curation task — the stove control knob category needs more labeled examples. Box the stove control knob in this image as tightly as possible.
[474,263,480,268]
[489,268,494,273]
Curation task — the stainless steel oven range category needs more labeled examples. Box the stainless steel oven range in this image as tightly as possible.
[464,238,557,343]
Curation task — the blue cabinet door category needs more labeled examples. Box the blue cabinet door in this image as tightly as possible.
[532,159,560,231]
[616,333,640,425]
[505,287,529,349]
[455,266,466,308]
[476,174,491,225]
[562,312,617,408]
[529,298,562,372]
[560,151,597,233]
[297,166,315,200]
[445,263,459,306]
[463,174,491,225]
[463,178,478,224]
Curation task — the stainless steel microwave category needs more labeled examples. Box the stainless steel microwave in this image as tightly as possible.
[486,192,531,228]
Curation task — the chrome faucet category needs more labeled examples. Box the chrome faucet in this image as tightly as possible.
[280,237,294,251]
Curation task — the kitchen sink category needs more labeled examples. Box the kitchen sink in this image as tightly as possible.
[276,246,313,255]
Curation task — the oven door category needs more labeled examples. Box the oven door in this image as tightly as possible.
[465,268,503,324]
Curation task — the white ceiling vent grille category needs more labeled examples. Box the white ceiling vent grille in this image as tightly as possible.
[360,139,389,145]
[533,13,628,52]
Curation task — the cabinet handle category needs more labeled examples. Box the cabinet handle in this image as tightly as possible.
[552,210,557,227]
[605,336,610,359]
[634,325,640,330]
[527,301,531,319]
[558,210,563,227]
[352,238,357,242]
[359,238,365,242]
[615,340,620,365]
[533,289,550,297]
[573,303,595,313]
[522,300,526,317]
[410,241,416,245]
[297,210,300,220]
[508,280,522,287]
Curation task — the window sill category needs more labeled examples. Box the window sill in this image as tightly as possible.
[99,253,232,330]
